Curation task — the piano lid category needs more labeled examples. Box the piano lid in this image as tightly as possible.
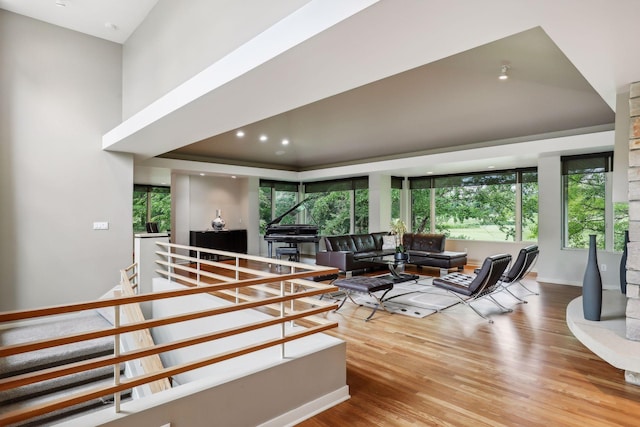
[266,197,317,228]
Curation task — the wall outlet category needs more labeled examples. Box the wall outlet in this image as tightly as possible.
[93,221,109,230]
[600,263,607,272]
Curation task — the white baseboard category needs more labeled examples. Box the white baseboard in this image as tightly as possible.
[258,386,350,427]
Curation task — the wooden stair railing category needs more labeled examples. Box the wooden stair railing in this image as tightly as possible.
[0,244,339,426]
[118,266,171,394]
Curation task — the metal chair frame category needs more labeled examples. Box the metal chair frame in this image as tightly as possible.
[498,245,539,304]
[433,254,512,323]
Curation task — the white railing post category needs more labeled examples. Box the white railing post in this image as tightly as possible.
[197,250,201,286]
[113,294,121,413]
[290,266,296,328]
[235,256,240,303]
[280,279,285,358]
[167,245,172,283]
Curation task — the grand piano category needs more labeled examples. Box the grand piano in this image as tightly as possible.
[264,198,320,259]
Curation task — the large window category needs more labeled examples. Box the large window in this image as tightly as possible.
[133,185,171,233]
[391,176,403,222]
[409,178,431,232]
[259,180,298,234]
[259,177,368,236]
[409,169,537,242]
[304,177,369,236]
[562,152,628,251]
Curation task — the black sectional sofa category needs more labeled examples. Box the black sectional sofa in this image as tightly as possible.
[316,232,467,276]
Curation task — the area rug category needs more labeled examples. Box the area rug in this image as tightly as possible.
[351,277,462,318]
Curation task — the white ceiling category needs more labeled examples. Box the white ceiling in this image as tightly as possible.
[5,0,640,181]
[165,27,614,171]
[0,0,157,43]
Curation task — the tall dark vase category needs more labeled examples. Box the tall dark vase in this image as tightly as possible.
[620,230,629,295]
[582,234,602,321]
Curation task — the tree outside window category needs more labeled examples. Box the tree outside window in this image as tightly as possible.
[521,171,539,241]
[133,185,170,233]
[410,188,430,232]
[562,152,627,251]
[304,191,351,236]
[354,188,369,234]
[409,169,537,242]
[304,177,368,236]
[259,180,298,234]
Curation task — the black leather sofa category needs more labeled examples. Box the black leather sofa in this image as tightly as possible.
[316,232,467,276]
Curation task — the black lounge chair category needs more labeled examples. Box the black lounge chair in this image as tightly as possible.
[498,244,539,303]
[432,253,512,323]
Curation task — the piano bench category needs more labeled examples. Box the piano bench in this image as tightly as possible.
[276,246,300,262]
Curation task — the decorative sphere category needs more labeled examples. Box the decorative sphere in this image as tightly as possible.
[212,216,226,231]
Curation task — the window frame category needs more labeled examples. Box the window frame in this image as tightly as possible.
[133,184,171,233]
[561,152,619,251]
[409,167,538,242]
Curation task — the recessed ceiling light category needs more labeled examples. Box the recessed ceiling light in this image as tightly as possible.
[259,135,268,142]
[282,139,289,145]
[488,165,496,169]
[231,175,237,179]
[199,173,205,176]
[236,130,245,137]
[427,171,434,175]
[499,64,510,80]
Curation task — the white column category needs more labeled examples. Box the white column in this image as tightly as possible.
[368,173,391,232]
[134,234,170,318]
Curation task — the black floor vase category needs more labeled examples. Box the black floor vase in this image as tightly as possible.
[583,234,602,321]
[620,229,629,295]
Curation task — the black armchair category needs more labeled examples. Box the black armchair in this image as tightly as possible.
[499,244,539,303]
[432,253,512,323]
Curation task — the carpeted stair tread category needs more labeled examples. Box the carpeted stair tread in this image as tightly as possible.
[0,376,132,427]
[0,311,113,379]
[0,364,123,405]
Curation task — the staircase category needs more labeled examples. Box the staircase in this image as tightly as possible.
[0,310,131,426]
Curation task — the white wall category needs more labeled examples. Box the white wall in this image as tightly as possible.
[0,11,132,310]
[170,174,261,252]
[122,0,311,118]
[188,175,249,231]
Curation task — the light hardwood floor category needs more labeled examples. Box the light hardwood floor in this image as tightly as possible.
[297,266,640,427]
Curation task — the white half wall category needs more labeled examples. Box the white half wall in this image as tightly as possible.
[121,0,312,119]
[0,11,132,310]
[60,278,348,427]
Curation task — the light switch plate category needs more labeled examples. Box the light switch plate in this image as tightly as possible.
[93,221,109,230]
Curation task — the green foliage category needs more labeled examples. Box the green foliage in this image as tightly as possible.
[522,181,539,240]
[435,184,516,241]
[391,188,401,220]
[565,173,605,248]
[132,191,148,232]
[258,187,272,234]
[355,189,369,234]
[411,180,539,242]
[133,187,171,233]
[614,202,629,252]
[306,191,351,235]
[411,188,430,232]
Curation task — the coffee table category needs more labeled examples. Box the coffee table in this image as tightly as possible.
[358,254,420,283]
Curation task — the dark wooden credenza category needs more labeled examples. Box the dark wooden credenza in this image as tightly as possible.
[189,229,248,260]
